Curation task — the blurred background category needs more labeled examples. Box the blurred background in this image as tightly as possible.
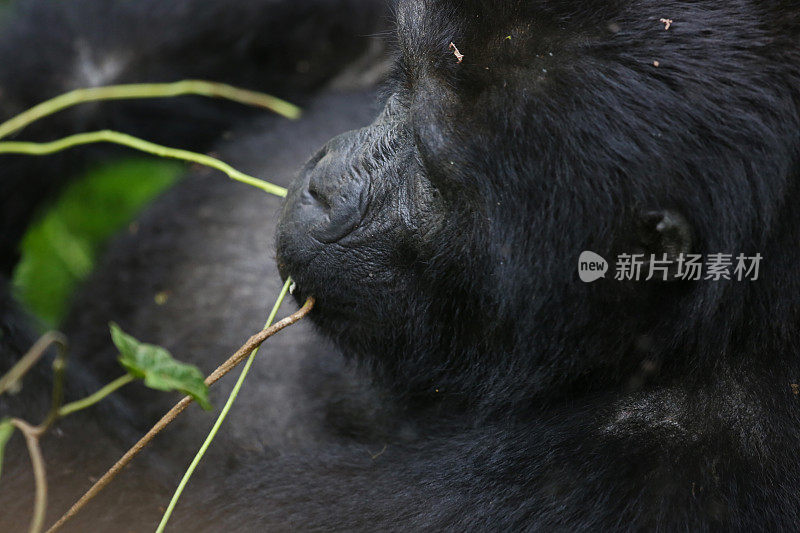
[12,158,183,328]
[2,0,186,330]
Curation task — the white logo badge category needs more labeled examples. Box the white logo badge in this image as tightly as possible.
[578,251,608,283]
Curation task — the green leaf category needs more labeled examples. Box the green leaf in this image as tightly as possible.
[12,158,182,328]
[0,418,15,481]
[109,323,212,410]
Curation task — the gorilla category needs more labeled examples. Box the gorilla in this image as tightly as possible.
[1,0,799,530]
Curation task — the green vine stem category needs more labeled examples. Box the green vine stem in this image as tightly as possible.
[0,80,301,141]
[11,419,48,533]
[0,333,131,533]
[0,332,67,397]
[0,130,287,197]
[156,277,294,532]
[57,374,136,418]
[0,79,303,532]
[46,294,315,533]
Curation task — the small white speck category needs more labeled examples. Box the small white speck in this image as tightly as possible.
[289,282,297,295]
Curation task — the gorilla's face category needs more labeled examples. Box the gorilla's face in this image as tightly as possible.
[277,0,796,403]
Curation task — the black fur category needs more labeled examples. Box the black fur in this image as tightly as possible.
[1,0,800,531]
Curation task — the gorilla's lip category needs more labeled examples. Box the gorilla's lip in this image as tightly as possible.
[283,273,365,323]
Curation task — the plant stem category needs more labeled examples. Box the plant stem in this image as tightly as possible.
[40,353,68,431]
[0,333,67,397]
[46,295,315,533]
[0,80,300,141]
[12,419,47,533]
[155,277,294,533]
[0,130,288,197]
[57,374,135,418]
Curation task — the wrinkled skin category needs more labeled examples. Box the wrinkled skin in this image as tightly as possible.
[280,0,800,412]
[1,0,800,531]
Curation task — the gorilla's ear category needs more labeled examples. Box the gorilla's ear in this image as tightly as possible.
[636,210,694,280]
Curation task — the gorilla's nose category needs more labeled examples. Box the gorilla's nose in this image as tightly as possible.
[294,132,368,243]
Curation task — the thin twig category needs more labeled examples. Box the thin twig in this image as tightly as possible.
[156,277,293,532]
[0,333,67,397]
[12,419,48,533]
[46,297,315,533]
[0,80,301,141]
[0,130,288,197]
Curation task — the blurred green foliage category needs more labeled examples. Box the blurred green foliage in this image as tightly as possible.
[12,159,183,328]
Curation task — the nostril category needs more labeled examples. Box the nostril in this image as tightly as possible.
[307,184,330,210]
[304,145,329,171]
[291,130,368,243]
[296,171,368,244]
